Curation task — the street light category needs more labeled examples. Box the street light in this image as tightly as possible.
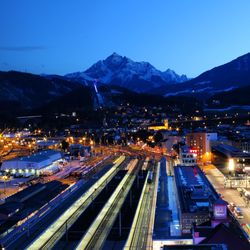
[2,175,8,194]
[82,137,86,146]
[228,158,235,175]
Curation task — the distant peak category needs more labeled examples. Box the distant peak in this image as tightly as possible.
[104,52,127,64]
[111,52,120,57]
[165,68,173,72]
[106,52,123,59]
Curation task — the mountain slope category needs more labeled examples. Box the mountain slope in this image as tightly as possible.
[157,53,250,97]
[0,71,81,111]
[207,85,250,108]
[187,52,250,90]
[66,53,188,92]
[36,85,93,114]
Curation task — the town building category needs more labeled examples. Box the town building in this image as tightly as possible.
[163,244,227,250]
[36,140,60,150]
[148,119,169,131]
[69,144,91,157]
[174,165,219,234]
[186,132,217,162]
[192,220,250,250]
[179,145,197,166]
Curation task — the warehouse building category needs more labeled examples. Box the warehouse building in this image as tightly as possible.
[1,150,63,176]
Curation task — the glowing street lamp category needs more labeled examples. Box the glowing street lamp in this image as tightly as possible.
[2,175,8,194]
[228,158,235,173]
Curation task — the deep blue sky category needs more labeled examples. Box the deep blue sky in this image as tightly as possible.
[1,0,250,77]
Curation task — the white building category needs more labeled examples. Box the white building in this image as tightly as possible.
[1,150,63,176]
[179,145,197,166]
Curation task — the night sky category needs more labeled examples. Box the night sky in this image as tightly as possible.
[1,0,250,77]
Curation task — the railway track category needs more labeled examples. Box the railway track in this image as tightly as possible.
[26,156,127,250]
[76,158,143,250]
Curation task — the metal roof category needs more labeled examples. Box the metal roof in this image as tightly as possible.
[174,165,219,214]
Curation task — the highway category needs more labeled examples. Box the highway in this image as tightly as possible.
[124,161,159,250]
[76,159,140,250]
[23,156,126,250]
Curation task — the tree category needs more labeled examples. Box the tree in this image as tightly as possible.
[61,140,69,151]
[154,131,163,144]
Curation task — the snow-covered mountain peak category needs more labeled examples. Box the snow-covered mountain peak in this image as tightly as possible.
[66,53,188,92]
[104,52,126,65]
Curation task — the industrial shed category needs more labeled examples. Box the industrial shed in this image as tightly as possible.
[1,150,63,176]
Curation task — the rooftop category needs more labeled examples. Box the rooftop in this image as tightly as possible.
[174,165,219,214]
[200,223,250,250]
[6,183,45,202]
[0,202,23,216]
[163,244,227,250]
[7,150,62,163]
[36,140,59,147]
[212,144,250,158]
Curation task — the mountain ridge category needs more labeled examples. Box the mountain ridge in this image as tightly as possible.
[1,52,250,118]
[147,52,250,97]
[65,52,188,92]
[0,70,82,111]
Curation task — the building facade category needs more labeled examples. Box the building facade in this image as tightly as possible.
[1,150,63,176]
[186,132,217,162]
[179,146,197,166]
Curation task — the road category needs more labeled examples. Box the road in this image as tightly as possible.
[202,164,250,225]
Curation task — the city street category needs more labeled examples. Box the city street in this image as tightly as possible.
[202,164,250,225]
